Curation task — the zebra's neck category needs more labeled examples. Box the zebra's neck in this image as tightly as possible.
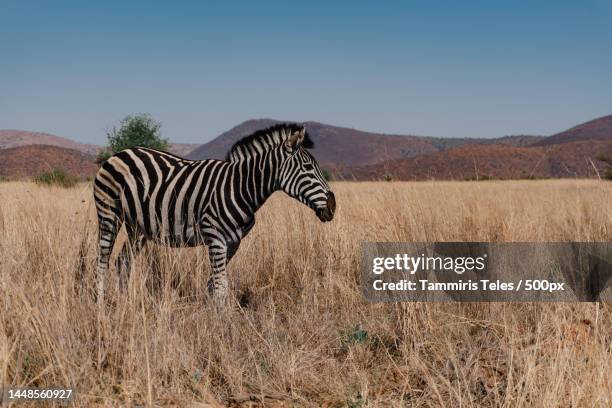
[229,150,281,215]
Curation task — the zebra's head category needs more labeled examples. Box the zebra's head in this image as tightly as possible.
[278,126,336,223]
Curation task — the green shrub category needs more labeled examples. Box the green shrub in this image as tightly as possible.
[340,326,369,354]
[95,149,113,165]
[604,168,612,181]
[95,114,168,166]
[33,168,79,188]
[322,169,333,182]
[106,113,169,153]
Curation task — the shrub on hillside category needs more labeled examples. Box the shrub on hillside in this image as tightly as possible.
[96,114,168,165]
[95,149,113,165]
[33,168,79,188]
[322,169,333,182]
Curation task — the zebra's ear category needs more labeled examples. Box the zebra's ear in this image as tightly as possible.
[285,127,306,152]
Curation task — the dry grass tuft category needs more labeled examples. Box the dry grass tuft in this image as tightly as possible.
[1,180,611,407]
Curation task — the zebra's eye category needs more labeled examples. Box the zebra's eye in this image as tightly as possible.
[303,163,314,171]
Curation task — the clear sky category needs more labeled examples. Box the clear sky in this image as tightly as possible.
[1,0,611,144]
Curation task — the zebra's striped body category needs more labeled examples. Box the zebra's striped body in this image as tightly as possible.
[94,124,335,305]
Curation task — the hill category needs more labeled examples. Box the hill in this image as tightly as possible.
[340,140,612,181]
[0,145,98,179]
[168,143,199,157]
[3,114,610,181]
[422,134,544,150]
[187,119,282,161]
[533,114,612,146]
[187,119,542,166]
[0,130,101,155]
[188,119,437,165]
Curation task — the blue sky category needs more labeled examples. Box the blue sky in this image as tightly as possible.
[1,1,611,144]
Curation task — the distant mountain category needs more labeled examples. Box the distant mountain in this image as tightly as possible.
[0,130,101,155]
[0,129,201,159]
[168,143,200,157]
[533,114,612,146]
[297,121,438,166]
[0,145,98,179]
[3,114,609,181]
[187,119,282,161]
[339,140,612,181]
[187,119,541,166]
[188,119,437,165]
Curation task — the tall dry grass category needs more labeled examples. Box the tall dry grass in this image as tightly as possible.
[0,180,610,407]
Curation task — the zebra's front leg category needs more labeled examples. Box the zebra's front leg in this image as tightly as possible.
[207,240,229,305]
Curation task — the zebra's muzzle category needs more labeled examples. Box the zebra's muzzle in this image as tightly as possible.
[316,191,336,222]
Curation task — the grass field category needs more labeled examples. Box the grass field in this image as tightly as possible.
[1,180,610,407]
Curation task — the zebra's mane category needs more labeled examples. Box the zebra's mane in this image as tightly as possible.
[225,123,314,161]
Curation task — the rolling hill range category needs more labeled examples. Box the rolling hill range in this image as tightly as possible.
[187,119,439,165]
[0,145,98,179]
[532,114,612,146]
[338,140,612,181]
[0,130,201,179]
[0,130,101,155]
[1,114,611,181]
[0,130,200,158]
[187,119,544,166]
[335,114,612,180]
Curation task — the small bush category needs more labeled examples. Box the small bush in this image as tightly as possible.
[95,149,112,165]
[322,169,333,182]
[33,168,79,188]
[339,326,369,353]
[0,175,9,182]
[604,168,612,181]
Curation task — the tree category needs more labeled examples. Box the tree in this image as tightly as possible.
[96,114,169,164]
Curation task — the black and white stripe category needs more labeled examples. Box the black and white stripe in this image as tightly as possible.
[94,124,335,304]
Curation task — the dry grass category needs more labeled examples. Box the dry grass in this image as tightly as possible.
[0,180,611,407]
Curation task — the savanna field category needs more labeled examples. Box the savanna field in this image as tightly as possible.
[0,180,610,407]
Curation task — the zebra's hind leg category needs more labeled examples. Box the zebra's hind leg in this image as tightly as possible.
[115,224,147,294]
[96,214,122,306]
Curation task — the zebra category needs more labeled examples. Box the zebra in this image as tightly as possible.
[93,123,336,305]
